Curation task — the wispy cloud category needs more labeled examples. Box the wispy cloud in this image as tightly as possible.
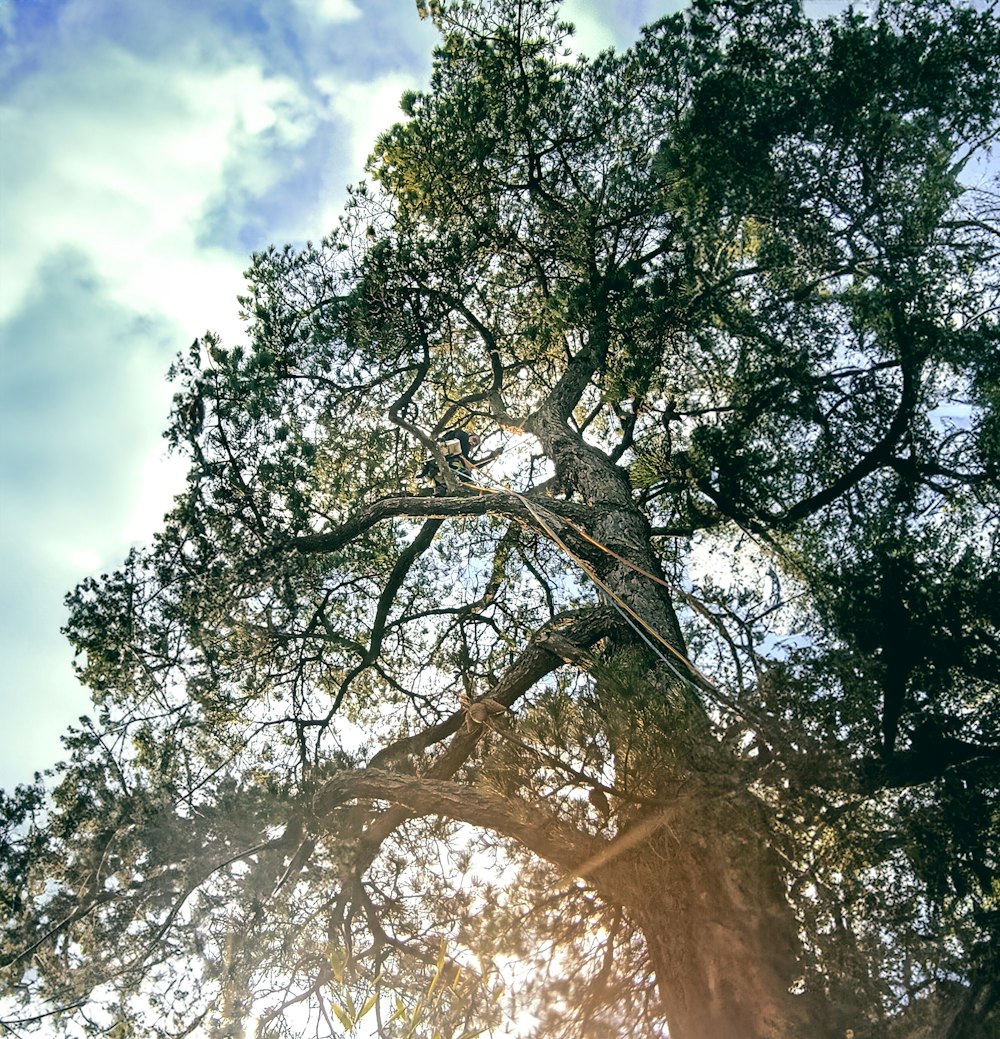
[290,0,363,26]
[1,38,320,333]
[561,0,685,54]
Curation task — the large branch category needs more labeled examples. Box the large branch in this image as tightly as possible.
[316,766,709,909]
[293,491,593,556]
[335,607,624,891]
[773,307,926,528]
[368,605,621,772]
[316,769,626,894]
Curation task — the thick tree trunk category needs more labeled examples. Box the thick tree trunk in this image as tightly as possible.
[323,771,828,1038]
[521,400,835,1037]
[619,799,829,1039]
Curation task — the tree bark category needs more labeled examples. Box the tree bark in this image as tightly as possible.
[619,800,830,1039]
[520,399,832,1038]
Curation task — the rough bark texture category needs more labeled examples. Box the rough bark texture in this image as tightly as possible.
[489,393,826,1038]
[623,806,825,1039]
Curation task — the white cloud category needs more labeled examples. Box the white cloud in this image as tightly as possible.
[0,0,432,790]
[559,0,687,57]
[559,0,622,55]
[0,253,187,790]
[121,446,189,545]
[291,0,362,24]
[0,41,318,343]
[319,71,414,172]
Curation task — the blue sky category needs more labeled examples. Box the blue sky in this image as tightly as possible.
[0,0,687,790]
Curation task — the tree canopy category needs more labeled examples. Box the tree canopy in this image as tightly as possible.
[3,1,1000,1037]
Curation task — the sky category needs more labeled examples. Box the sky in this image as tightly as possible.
[0,0,691,792]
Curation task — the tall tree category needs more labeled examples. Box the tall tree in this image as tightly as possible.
[3,2,999,1037]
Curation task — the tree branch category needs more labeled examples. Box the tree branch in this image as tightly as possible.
[328,518,445,715]
[366,605,621,772]
[293,491,594,556]
[316,769,612,886]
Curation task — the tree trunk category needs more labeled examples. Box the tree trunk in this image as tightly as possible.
[618,798,831,1039]
[520,402,835,1037]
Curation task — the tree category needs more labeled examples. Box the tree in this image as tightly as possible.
[3,1,999,1036]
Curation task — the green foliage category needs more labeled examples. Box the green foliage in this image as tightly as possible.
[3,1,999,1037]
